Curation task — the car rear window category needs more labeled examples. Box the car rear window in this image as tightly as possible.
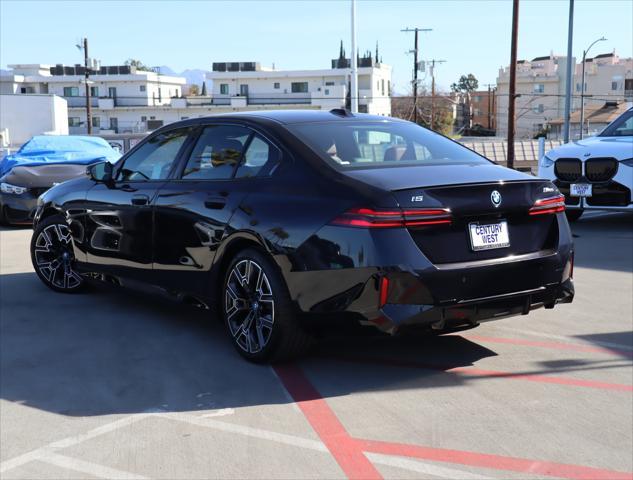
[288,121,489,169]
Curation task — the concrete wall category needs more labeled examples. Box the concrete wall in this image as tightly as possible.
[0,94,68,146]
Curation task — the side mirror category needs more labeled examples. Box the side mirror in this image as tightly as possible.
[87,161,113,183]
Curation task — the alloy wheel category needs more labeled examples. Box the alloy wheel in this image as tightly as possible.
[225,259,275,354]
[33,223,83,290]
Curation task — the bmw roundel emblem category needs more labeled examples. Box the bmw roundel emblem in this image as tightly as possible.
[491,190,502,208]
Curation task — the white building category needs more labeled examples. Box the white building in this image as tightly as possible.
[0,64,186,134]
[496,51,633,139]
[207,59,392,116]
[0,94,68,147]
[0,56,392,141]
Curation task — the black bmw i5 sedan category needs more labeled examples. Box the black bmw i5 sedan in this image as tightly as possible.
[31,109,574,362]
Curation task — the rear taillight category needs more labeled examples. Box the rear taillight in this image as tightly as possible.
[379,276,390,307]
[529,195,565,216]
[330,207,452,228]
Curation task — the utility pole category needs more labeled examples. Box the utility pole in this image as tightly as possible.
[429,59,446,131]
[350,0,358,113]
[82,38,92,134]
[562,0,574,143]
[507,0,520,170]
[482,83,496,130]
[401,27,432,124]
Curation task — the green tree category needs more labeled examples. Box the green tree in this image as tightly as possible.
[188,84,200,96]
[201,82,207,96]
[450,74,479,93]
[124,59,151,72]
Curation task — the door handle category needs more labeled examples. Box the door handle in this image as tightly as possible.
[131,194,150,206]
[204,197,227,210]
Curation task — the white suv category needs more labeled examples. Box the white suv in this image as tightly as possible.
[539,107,633,221]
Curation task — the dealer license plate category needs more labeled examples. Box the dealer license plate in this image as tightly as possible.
[570,183,592,197]
[469,221,510,251]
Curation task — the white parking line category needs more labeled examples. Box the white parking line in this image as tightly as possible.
[365,452,489,479]
[0,414,150,475]
[165,413,490,479]
[2,410,493,479]
[39,451,148,480]
[493,326,633,352]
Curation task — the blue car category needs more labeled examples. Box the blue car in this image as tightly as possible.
[0,135,120,225]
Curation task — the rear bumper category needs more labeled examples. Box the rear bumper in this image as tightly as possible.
[0,193,38,224]
[288,247,574,334]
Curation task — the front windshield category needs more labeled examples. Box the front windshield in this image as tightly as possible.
[599,109,633,137]
[288,121,490,169]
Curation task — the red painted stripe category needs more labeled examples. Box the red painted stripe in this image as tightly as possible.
[361,439,632,480]
[452,366,633,392]
[329,356,633,392]
[273,364,382,480]
[458,334,633,358]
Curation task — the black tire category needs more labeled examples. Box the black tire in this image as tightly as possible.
[565,209,584,222]
[221,248,312,363]
[30,215,85,293]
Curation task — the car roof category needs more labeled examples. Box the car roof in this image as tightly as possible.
[178,109,407,126]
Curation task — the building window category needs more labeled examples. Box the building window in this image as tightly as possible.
[381,79,385,96]
[325,89,330,95]
[474,108,482,116]
[325,81,335,86]
[68,117,81,127]
[91,117,100,128]
[611,81,619,91]
[63,86,79,97]
[532,104,544,113]
[273,82,280,89]
[141,116,147,122]
[90,86,99,97]
[533,84,545,93]
[150,116,156,120]
[239,84,248,96]
[181,116,189,120]
[291,82,308,93]
[388,80,391,96]
[220,83,229,95]
[140,85,146,92]
[474,96,482,103]
[20,86,35,94]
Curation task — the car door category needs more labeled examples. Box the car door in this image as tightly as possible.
[80,126,194,280]
[152,123,282,297]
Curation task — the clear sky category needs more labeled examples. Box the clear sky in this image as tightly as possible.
[1,0,631,93]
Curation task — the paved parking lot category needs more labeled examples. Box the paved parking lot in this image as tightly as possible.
[1,212,632,480]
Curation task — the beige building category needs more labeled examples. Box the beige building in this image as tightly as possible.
[496,53,575,139]
[496,51,632,139]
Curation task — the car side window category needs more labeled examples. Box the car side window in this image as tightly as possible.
[181,125,251,180]
[118,128,191,181]
[235,135,281,178]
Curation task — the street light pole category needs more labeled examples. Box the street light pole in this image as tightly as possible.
[579,36,607,139]
[562,0,574,143]
[350,0,358,113]
[83,38,92,134]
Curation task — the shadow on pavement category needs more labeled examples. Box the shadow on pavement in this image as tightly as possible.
[1,269,629,418]
[0,271,496,417]
[570,212,633,273]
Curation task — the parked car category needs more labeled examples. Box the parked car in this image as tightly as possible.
[538,106,633,221]
[0,135,120,225]
[31,110,574,362]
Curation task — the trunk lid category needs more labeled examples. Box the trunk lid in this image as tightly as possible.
[391,178,560,265]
